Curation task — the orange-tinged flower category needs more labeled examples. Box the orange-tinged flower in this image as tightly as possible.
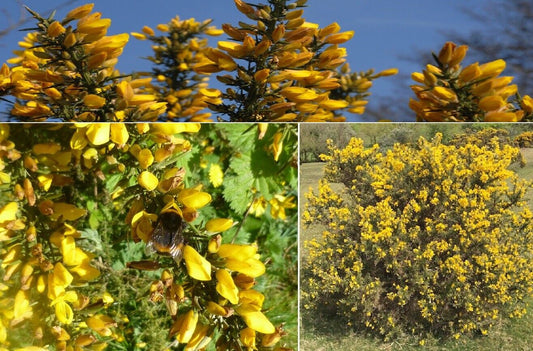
[65,3,94,21]
[48,21,66,37]
[485,111,522,122]
[83,94,106,108]
[50,203,87,221]
[437,41,455,65]
[137,149,154,169]
[206,301,228,316]
[521,95,533,114]
[77,17,111,36]
[319,22,341,38]
[449,45,468,67]
[479,95,506,112]
[478,59,506,80]
[183,245,212,281]
[32,142,62,155]
[216,269,239,304]
[261,325,285,347]
[325,30,354,44]
[239,327,256,349]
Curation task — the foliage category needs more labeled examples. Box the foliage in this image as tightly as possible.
[302,133,533,340]
[0,123,297,350]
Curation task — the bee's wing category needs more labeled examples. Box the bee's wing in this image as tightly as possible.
[169,230,185,263]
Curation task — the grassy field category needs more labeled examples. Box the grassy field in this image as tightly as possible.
[299,149,533,350]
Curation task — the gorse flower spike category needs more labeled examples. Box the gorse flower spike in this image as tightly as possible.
[410,41,533,122]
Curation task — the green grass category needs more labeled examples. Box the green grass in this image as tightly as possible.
[299,148,533,351]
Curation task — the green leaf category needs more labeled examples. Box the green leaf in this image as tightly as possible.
[224,153,254,213]
[105,173,124,192]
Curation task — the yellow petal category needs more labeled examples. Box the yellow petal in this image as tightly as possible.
[170,309,198,343]
[13,290,33,322]
[183,245,212,281]
[86,124,110,145]
[87,314,116,337]
[0,202,18,223]
[178,189,212,209]
[83,94,106,108]
[215,269,239,304]
[51,203,87,221]
[184,323,212,351]
[218,244,257,260]
[55,301,74,324]
[33,143,62,155]
[325,31,354,44]
[70,128,89,150]
[65,3,94,21]
[110,124,129,145]
[149,123,201,135]
[206,301,227,316]
[225,257,266,278]
[235,305,275,334]
[239,327,256,349]
[137,149,154,169]
[205,218,233,233]
[138,171,159,191]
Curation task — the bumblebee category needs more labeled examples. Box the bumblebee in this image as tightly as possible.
[147,209,185,262]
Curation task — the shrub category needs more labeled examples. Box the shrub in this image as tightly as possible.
[515,131,533,148]
[302,133,533,340]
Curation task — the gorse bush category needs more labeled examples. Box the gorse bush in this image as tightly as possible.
[0,123,297,350]
[515,131,533,148]
[302,134,533,340]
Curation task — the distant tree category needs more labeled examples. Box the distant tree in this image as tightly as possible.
[448,0,533,96]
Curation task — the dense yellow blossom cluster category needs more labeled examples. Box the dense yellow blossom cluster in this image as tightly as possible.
[132,16,224,122]
[0,123,292,350]
[409,41,533,122]
[0,4,166,121]
[207,0,397,121]
[0,1,396,122]
[302,133,533,339]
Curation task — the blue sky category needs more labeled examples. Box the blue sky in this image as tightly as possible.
[0,0,489,121]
